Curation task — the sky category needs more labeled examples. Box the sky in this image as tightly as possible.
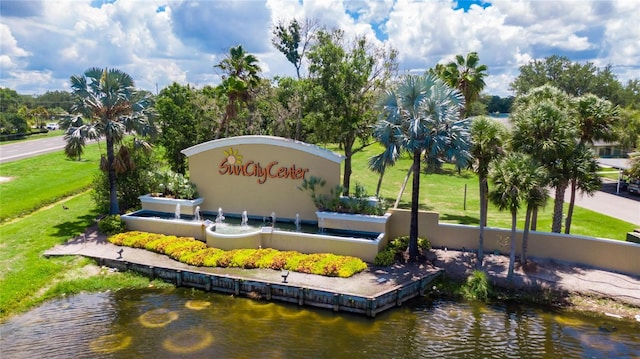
[1,0,638,98]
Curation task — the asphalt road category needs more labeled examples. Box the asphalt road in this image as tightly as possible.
[1,136,639,226]
[0,136,68,164]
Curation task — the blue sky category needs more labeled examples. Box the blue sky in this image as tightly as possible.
[1,0,638,97]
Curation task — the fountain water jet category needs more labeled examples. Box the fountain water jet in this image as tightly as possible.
[241,211,248,227]
[194,206,201,221]
[295,213,301,232]
[216,208,225,223]
[175,204,181,219]
[271,212,276,228]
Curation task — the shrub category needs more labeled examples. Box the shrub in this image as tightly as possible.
[461,270,491,301]
[374,249,395,266]
[98,215,126,235]
[298,176,388,215]
[149,169,199,200]
[106,232,368,277]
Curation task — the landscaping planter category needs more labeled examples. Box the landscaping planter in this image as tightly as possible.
[138,194,204,216]
[316,211,391,233]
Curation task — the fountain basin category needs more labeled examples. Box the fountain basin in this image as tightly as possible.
[121,210,387,262]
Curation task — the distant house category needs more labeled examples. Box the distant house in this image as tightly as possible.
[591,140,630,158]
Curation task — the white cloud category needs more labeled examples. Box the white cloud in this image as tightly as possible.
[0,0,637,98]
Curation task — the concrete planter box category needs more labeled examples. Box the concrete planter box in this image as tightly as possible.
[138,194,204,216]
[316,211,391,234]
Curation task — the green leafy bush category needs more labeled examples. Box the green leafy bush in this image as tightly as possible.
[374,236,432,266]
[107,232,368,278]
[98,215,126,235]
[149,169,199,200]
[461,270,491,301]
[374,249,396,266]
[298,176,388,216]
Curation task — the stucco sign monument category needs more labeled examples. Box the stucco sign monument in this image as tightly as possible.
[181,136,344,222]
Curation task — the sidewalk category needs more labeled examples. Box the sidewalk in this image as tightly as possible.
[44,226,640,318]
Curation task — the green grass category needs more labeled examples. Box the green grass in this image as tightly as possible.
[0,191,171,320]
[346,142,636,241]
[0,144,101,223]
[0,130,65,144]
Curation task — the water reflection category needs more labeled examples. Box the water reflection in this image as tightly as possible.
[1,288,638,358]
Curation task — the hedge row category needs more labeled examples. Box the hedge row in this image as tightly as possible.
[108,231,368,278]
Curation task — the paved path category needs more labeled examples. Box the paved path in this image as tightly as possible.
[44,226,640,317]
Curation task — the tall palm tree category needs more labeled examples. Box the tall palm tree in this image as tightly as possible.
[520,164,548,265]
[564,143,602,234]
[562,94,617,233]
[215,45,262,138]
[511,86,577,233]
[469,116,507,267]
[376,74,470,261]
[435,52,488,118]
[489,152,539,280]
[69,67,154,215]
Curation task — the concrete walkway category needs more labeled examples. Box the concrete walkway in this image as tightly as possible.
[44,226,640,319]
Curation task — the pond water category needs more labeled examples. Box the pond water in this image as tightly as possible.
[1,288,638,358]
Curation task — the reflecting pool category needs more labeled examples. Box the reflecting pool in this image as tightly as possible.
[1,288,638,358]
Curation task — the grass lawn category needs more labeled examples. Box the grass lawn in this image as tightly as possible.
[346,142,636,241]
[0,191,171,321]
[0,130,65,144]
[0,144,101,223]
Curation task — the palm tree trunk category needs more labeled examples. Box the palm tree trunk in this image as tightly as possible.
[106,135,119,215]
[394,166,413,209]
[522,205,532,265]
[409,149,421,261]
[551,181,568,233]
[507,211,517,281]
[564,178,577,234]
[482,180,489,227]
[477,176,487,268]
[375,167,385,198]
[531,208,538,231]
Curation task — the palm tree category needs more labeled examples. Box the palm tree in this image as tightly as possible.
[511,87,577,233]
[489,152,539,280]
[376,74,470,261]
[520,164,548,265]
[469,116,507,267]
[69,67,155,215]
[369,103,403,197]
[215,45,262,138]
[564,143,602,234]
[434,52,488,118]
[61,116,98,161]
[562,94,617,233]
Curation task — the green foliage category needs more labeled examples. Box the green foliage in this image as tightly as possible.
[374,236,431,266]
[97,215,126,235]
[91,141,160,213]
[108,231,368,278]
[149,169,199,200]
[298,176,388,215]
[374,249,395,266]
[461,270,491,301]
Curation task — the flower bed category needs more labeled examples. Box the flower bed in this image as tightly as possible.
[109,231,368,278]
